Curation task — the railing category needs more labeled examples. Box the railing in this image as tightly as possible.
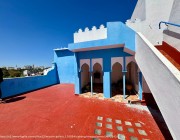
[159,21,180,29]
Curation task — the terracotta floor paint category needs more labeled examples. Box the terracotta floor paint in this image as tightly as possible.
[0,84,168,140]
[156,41,180,70]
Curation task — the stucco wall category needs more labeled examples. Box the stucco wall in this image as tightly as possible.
[69,22,135,52]
[163,0,180,51]
[142,76,151,93]
[74,25,107,43]
[77,48,131,71]
[54,49,75,83]
[74,48,133,97]
[126,0,174,45]
[131,0,146,21]
[1,64,58,98]
[135,32,180,140]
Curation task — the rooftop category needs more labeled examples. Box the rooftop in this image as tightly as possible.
[0,84,171,139]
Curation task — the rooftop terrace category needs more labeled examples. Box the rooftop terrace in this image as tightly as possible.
[0,84,171,139]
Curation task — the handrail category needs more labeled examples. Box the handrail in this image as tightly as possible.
[159,21,180,29]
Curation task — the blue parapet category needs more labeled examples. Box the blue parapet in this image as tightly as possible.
[54,49,75,84]
[68,22,135,52]
[1,64,58,98]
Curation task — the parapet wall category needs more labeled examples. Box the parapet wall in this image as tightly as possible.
[0,64,58,98]
[126,0,174,45]
[163,0,180,51]
[74,25,107,43]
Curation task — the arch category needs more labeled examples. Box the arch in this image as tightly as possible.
[111,62,123,96]
[126,56,136,69]
[81,63,89,72]
[80,59,90,71]
[93,62,102,71]
[93,62,103,93]
[111,57,123,71]
[92,58,103,71]
[111,62,123,84]
[126,61,139,92]
[81,63,90,93]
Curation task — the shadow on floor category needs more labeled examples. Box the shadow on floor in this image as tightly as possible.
[144,93,173,140]
[4,96,26,104]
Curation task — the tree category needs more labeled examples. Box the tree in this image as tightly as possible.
[9,70,21,77]
[2,68,10,78]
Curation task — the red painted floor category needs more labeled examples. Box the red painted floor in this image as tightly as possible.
[156,41,180,70]
[0,84,167,140]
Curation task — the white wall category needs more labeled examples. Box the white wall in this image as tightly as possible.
[74,25,107,43]
[126,0,174,45]
[142,76,151,93]
[163,0,180,51]
[131,0,146,21]
[135,32,180,140]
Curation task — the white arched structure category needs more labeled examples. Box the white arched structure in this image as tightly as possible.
[81,63,90,93]
[93,63,103,84]
[126,56,136,68]
[111,57,123,71]
[92,58,103,71]
[111,62,123,84]
[92,62,103,94]
[80,59,90,71]
[126,61,139,92]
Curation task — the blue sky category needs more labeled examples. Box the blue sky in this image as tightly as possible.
[0,0,137,67]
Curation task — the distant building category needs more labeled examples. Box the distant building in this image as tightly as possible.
[24,65,33,70]
[7,67,15,70]
[23,70,31,76]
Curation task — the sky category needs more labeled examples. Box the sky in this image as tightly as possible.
[0,0,137,67]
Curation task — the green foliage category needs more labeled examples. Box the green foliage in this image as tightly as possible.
[1,68,22,78]
[8,70,21,77]
[2,68,10,78]
[1,67,45,78]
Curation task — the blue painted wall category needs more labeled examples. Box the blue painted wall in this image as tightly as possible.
[68,22,135,52]
[78,48,131,71]
[54,49,75,83]
[53,21,135,97]
[1,64,58,98]
[75,48,132,96]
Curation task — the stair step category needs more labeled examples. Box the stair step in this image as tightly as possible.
[156,42,180,71]
[158,50,180,70]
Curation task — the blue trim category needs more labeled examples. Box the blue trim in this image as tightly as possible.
[74,53,81,94]
[90,72,93,96]
[123,72,126,99]
[103,72,111,98]
[138,72,143,100]
[90,59,93,95]
[90,59,92,72]
[159,21,180,29]
[123,56,126,71]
